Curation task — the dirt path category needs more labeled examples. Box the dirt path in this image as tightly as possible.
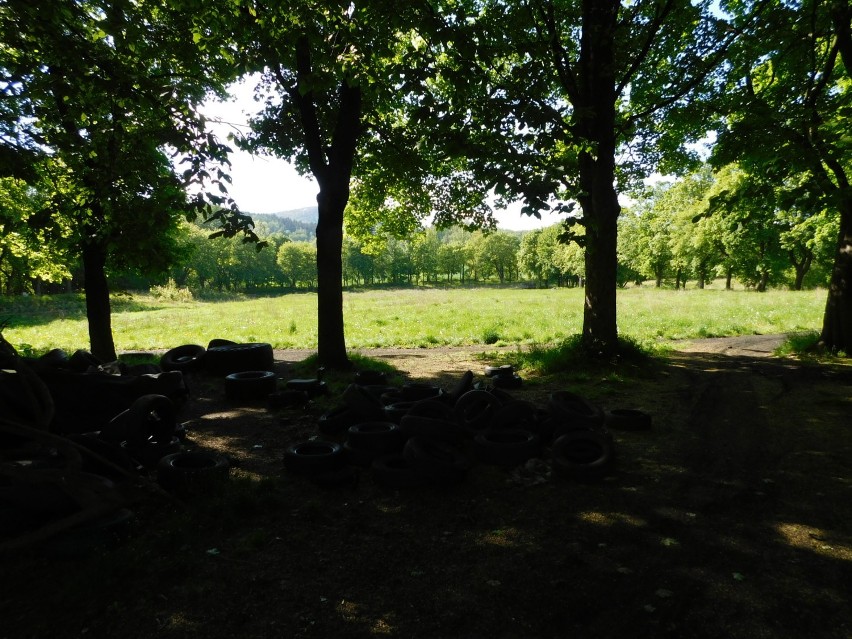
[271,334,789,381]
[673,333,788,356]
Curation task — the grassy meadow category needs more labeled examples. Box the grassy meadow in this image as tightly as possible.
[1,283,827,355]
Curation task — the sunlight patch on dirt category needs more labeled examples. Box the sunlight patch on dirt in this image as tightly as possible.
[200,408,267,420]
[576,511,648,528]
[478,527,523,547]
[335,600,395,635]
[775,523,852,561]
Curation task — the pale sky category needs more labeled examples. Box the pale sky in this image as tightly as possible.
[201,79,568,232]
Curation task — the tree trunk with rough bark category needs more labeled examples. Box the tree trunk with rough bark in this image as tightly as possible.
[81,241,117,362]
[315,186,349,368]
[820,197,852,353]
[575,0,620,355]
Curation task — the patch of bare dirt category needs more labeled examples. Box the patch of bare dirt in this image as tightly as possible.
[3,339,851,639]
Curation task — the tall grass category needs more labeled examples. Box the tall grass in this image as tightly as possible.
[1,286,827,354]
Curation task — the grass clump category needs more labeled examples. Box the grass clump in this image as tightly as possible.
[513,334,659,377]
[775,330,849,360]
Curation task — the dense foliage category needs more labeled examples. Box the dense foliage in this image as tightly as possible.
[2,0,850,356]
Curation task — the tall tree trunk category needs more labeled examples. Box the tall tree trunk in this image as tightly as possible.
[291,38,360,370]
[817,3,852,352]
[576,0,620,354]
[793,262,807,291]
[81,241,117,362]
[756,269,769,292]
[726,268,733,290]
[820,197,852,352]
[315,186,348,368]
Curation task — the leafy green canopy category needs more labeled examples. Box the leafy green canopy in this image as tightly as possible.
[0,0,259,261]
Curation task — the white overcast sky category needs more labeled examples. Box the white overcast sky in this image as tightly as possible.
[201,79,569,231]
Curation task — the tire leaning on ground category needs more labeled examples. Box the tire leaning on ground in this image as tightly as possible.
[125,394,178,445]
[160,344,206,372]
[204,343,274,376]
[157,451,230,491]
[455,390,501,435]
[225,370,277,401]
[551,430,614,482]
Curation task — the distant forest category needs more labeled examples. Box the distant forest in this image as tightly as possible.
[252,210,317,242]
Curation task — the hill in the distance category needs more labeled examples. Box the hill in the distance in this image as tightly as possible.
[256,206,318,224]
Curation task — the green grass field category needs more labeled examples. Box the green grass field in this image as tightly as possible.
[1,285,826,355]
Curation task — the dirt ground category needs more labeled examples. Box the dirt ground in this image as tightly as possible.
[3,336,851,639]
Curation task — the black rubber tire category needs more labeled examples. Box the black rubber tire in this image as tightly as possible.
[455,390,501,435]
[207,338,237,349]
[492,373,523,389]
[548,391,606,432]
[122,436,183,468]
[406,399,456,422]
[284,441,346,475]
[399,383,444,402]
[402,437,470,485]
[606,408,652,431]
[491,400,539,431]
[68,349,103,372]
[551,430,614,482]
[318,406,367,436]
[204,342,274,376]
[38,348,69,368]
[157,451,230,491]
[68,432,139,480]
[125,394,177,445]
[372,453,429,489]
[346,422,405,454]
[342,384,386,418]
[484,364,513,378]
[482,384,514,405]
[382,401,417,424]
[225,370,277,401]
[446,370,475,404]
[160,344,206,372]
[400,415,462,444]
[473,429,541,466]
[284,378,329,397]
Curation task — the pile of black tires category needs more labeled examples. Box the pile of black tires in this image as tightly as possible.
[284,369,652,489]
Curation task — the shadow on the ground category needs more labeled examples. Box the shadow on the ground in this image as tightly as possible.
[3,350,850,639]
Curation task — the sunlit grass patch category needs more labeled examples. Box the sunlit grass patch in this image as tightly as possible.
[2,285,827,355]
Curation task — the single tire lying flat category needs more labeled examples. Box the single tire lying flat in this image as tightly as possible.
[158,451,230,491]
[225,370,277,401]
[284,441,346,475]
[551,430,614,482]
